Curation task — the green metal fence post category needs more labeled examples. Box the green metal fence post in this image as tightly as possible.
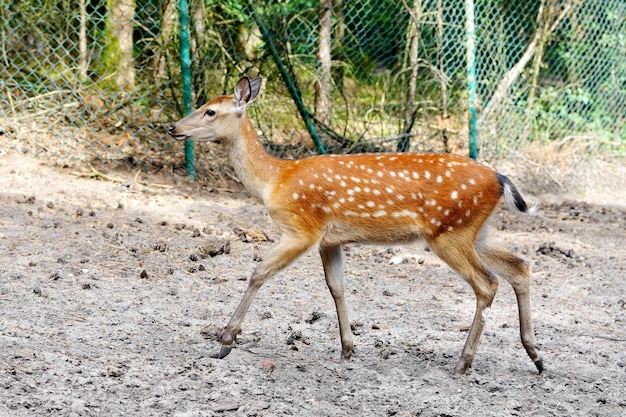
[465,0,478,160]
[178,0,196,179]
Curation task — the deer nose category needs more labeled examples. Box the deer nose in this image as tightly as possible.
[167,125,176,136]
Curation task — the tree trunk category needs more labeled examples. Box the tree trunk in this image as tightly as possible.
[479,0,572,124]
[315,0,332,126]
[398,0,422,152]
[79,0,88,81]
[154,0,177,81]
[103,0,136,90]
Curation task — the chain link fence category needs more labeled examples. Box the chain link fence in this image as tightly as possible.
[1,0,624,183]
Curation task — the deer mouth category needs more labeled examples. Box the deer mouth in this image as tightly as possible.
[167,125,191,141]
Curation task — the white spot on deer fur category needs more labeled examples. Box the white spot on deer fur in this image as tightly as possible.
[350,176,361,183]
[436,175,443,183]
[373,189,381,196]
[424,170,431,179]
[322,206,331,213]
[461,184,467,190]
[298,179,304,186]
[347,189,355,196]
[345,210,358,217]
[390,157,398,161]
[390,171,397,177]
[366,201,376,207]
[466,209,471,217]
[364,187,371,193]
[469,178,476,185]
[418,191,423,199]
[473,196,479,205]
[411,193,417,199]
[447,226,454,231]
[412,172,419,179]
[333,202,341,209]
[357,204,365,209]
[430,218,437,224]
[340,181,347,187]
[444,209,450,216]
[445,170,451,177]
[373,210,387,218]
[385,187,393,193]
[457,218,463,224]
[451,190,459,200]
[386,199,395,206]
[396,194,405,201]
[292,193,299,200]
[393,210,418,219]
[377,171,384,177]
[347,196,355,202]
[354,186,362,193]
[367,168,373,174]
[361,213,371,218]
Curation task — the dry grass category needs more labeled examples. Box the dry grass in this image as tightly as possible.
[2,114,624,201]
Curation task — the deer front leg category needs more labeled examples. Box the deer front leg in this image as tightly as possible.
[320,245,353,360]
[216,235,314,359]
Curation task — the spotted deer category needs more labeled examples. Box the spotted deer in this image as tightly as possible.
[168,76,543,374]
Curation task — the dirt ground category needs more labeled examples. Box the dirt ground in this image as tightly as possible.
[1,153,625,417]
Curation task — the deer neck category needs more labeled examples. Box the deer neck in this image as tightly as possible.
[226,115,284,203]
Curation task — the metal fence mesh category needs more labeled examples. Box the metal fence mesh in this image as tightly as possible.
[1,0,624,182]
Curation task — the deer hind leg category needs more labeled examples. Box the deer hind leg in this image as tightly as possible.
[427,233,499,374]
[215,234,315,359]
[478,246,543,373]
[320,245,353,360]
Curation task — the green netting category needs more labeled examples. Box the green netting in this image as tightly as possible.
[1,0,624,181]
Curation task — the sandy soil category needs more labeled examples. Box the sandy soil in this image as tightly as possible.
[1,153,625,417]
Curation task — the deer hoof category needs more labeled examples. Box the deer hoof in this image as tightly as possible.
[535,358,544,374]
[217,346,232,359]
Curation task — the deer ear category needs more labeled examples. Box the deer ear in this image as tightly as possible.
[247,77,262,103]
[233,77,251,108]
[233,76,262,109]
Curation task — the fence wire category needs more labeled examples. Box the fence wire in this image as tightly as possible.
[1,0,624,182]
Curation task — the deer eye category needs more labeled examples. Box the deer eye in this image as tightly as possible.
[204,109,216,117]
